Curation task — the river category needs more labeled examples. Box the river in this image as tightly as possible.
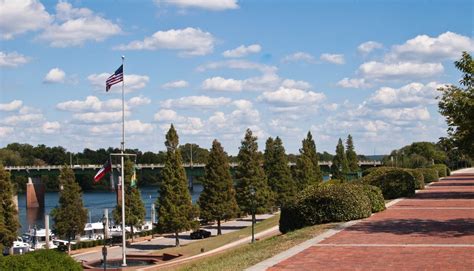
[16,184,203,233]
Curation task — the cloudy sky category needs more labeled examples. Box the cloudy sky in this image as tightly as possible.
[0,0,472,155]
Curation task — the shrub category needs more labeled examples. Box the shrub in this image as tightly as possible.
[0,249,82,270]
[418,168,439,183]
[408,169,425,190]
[359,184,385,213]
[325,179,344,185]
[362,166,391,177]
[279,184,372,233]
[362,168,416,199]
[430,164,448,177]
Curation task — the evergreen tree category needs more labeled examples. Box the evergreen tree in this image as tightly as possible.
[113,159,146,242]
[346,134,359,172]
[198,140,239,235]
[294,132,322,189]
[331,138,349,180]
[155,125,198,247]
[51,166,87,253]
[264,137,296,207]
[0,165,20,253]
[235,129,274,216]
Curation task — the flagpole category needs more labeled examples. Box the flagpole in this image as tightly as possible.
[120,55,127,267]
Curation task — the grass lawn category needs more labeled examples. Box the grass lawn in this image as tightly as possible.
[153,214,280,259]
[163,221,337,271]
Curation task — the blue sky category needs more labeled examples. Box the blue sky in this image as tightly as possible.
[0,0,472,155]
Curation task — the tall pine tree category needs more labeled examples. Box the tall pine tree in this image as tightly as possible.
[346,134,359,172]
[198,140,239,235]
[331,138,349,180]
[0,165,20,253]
[235,129,274,217]
[51,166,88,253]
[294,132,322,189]
[113,159,146,242]
[264,137,296,207]
[155,125,198,247]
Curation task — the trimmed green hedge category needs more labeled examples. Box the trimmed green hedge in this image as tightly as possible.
[430,164,448,177]
[408,169,425,190]
[362,168,416,199]
[362,166,391,177]
[279,184,372,233]
[418,168,439,183]
[359,184,386,213]
[0,249,81,270]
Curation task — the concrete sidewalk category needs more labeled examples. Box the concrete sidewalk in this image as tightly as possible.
[248,168,474,271]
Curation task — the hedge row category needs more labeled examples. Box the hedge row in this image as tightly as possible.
[0,250,81,270]
[430,164,448,177]
[407,169,425,190]
[280,183,376,233]
[418,168,439,183]
[362,168,416,199]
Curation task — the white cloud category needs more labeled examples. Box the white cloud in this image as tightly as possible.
[368,82,443,107]
[57,95,148,112]
[222,44,261,58]
[38,1,121,47]
[72,111,131,124]
[202,77,243,91]
[232,99,253,110]
[90,120,154,135]
[0,51,30,67]
[162,80,189,89]
[258,87,326,106]
[282,52,315,63]
[358,41,383,54]
[0,127,14,138]
[116,27,215,56]
[0,100,23,111]
[320,53,345,64]
[336,78,371,89]
[41,121,61,134]
[324,103,339,111]
[154,109,182,122]
[2,113,43,125]
[281,79,311,90]
[88,73,149,93]
[0,0,51,40]
[155,0,239,11]
[160,95,231,109]
[379,107,431,121]
[128,96,151,107]
[43,68,66,83]
[387,31,474,62]
[358,61,444,80]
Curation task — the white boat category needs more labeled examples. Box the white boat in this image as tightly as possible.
[81,222,105,241]
[2,237,31,255]
[23,228,57,250]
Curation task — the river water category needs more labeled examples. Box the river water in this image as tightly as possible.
[16,185,204,233]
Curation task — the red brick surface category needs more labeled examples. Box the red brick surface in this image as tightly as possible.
[269,174,474,270]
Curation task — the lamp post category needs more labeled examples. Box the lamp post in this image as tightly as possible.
[102,215,108,271]
[250,187,256,244]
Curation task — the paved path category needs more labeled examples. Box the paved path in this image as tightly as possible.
[252,168,474,271]
[73,214,274,263]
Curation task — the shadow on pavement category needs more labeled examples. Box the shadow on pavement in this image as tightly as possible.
[413,191,474,199]
[128,243,175,250]
[348,218,474,238]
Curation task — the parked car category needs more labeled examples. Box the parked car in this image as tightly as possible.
[190,229,211,239]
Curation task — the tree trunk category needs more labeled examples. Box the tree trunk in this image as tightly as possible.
[67,236,71,255]
[217,219,222,235]
[175,232,180,247]
[131,225,134,243]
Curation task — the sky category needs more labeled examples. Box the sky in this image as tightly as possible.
[0,0,473,156]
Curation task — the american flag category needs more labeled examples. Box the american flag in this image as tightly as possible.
[106,64,123,91]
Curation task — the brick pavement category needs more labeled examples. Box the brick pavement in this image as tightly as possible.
[267,171,474,270]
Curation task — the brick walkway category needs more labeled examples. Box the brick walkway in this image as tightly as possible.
[269,171,474,270]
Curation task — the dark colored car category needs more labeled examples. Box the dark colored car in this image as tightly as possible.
[190,229,211,239]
